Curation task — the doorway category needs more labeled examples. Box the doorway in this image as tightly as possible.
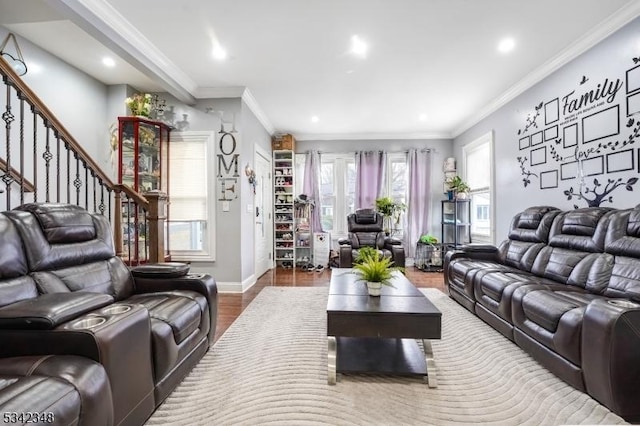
[254,147,273,278]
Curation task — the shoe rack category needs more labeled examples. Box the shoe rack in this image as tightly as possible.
[273,150,295,268]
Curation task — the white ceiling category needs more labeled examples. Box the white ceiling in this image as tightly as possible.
[1,0,639,140]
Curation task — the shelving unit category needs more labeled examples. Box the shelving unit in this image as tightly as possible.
[117,116,170,263]
[441,199,471,249]
[273,150,295,268]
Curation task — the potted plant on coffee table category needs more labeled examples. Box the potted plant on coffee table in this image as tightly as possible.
[352,250,403,296]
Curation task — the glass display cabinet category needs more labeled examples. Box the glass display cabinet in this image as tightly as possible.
[117,116,170,262]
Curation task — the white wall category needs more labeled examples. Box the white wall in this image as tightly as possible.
[454,16,640,242]
[0,28,110,171]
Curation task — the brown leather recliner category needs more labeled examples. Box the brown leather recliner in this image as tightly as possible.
[338,209,405,267]
[0,203,218,426]
[0,355,114,426]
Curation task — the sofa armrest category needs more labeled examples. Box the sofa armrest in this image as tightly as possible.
[337,238,350,246]
[444,244,500,264]
[0,293,113,330]
[132,273,218,343]
[384,241,405,267]
[581,299,640,420]
[130,262,190,279]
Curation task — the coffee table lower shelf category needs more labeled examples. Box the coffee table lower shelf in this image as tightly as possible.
[327,336,437,387]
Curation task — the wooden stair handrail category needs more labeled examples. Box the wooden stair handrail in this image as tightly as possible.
[113,184,149,208]
[0,58,115,189]
[0,158,35,192]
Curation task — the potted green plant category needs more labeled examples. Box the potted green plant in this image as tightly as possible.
[352,253,403,296]
[418,234,442,268]
[354,246,380,264]
[419,234,439,245]
[375,197,406,234]
[445,175,470,199]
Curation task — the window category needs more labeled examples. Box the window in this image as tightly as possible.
[168,131,216,260]
[386,153,408,233]
[294,152,408,237]
[319,154,356,234]
[463,132,494,243]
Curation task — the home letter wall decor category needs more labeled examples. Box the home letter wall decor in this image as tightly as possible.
[217,115,239,202]
[516,58,640,207]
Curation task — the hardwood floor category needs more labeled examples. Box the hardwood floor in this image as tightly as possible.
[214,267,445,341]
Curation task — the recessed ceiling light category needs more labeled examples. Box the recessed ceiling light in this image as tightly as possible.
[419,113,428,121]
[351,35,368,58]
[102,57,115,67]
[311,115,319,123]
[497,38,516,53]
[212,45,227,60]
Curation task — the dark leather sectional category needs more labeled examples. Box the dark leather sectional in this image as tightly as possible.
[0,203,218,426]
[444,205,640,422]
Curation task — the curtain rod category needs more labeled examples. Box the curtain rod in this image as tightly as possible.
[312,148,436,154]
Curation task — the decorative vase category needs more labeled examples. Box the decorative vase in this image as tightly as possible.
[366,281,382,297]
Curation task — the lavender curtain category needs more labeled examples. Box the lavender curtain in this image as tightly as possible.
[405,149,432,258]
[302,150,323,233]
[355,151,387,209]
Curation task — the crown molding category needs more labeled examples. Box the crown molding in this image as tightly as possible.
[50,0,197,104]
[452,1,640,138]
[295,131,452,141]
[195,86,247,98]
[240,89,275,135]
[195,86,275,135]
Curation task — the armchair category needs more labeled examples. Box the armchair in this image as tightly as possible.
[338,209,405,267]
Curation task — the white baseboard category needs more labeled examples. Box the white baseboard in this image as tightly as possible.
[217,274,257,293]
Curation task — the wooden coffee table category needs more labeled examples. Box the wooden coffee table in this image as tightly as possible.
[326,269,442,387]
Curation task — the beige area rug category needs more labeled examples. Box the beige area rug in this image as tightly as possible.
[146,287,626,426]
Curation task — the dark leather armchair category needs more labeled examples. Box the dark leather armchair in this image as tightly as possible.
[338,209,405,267]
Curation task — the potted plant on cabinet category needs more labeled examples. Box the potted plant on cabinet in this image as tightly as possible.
[445,175,470,199]
[375,197,406,235]
[352,250,403,296]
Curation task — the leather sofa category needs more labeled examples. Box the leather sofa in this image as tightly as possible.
[0,203,218,426]
[338,209,405,267]
[444,205,640,422]
[0,355,113,426]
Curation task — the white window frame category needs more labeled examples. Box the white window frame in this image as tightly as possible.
[168,131,216,261]
[462,131,495,244]
[320,153,355,237]
[383,152,408,234]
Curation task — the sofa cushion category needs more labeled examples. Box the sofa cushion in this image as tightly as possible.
[14,203,96,244]
[6,209,115,272]
[522,291,581,333]
[514,288,606,366]
[549,208,612,253]
[508,206,560,242]
[127,291,205,345]
[474,271,559,323]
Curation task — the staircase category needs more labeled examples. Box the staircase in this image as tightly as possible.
[0,58,167,265]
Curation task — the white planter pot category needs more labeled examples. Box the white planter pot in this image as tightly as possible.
[367,281,382,296]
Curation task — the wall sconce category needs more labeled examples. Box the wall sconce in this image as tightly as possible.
[245,164,257,194]
[0,33,27,76]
